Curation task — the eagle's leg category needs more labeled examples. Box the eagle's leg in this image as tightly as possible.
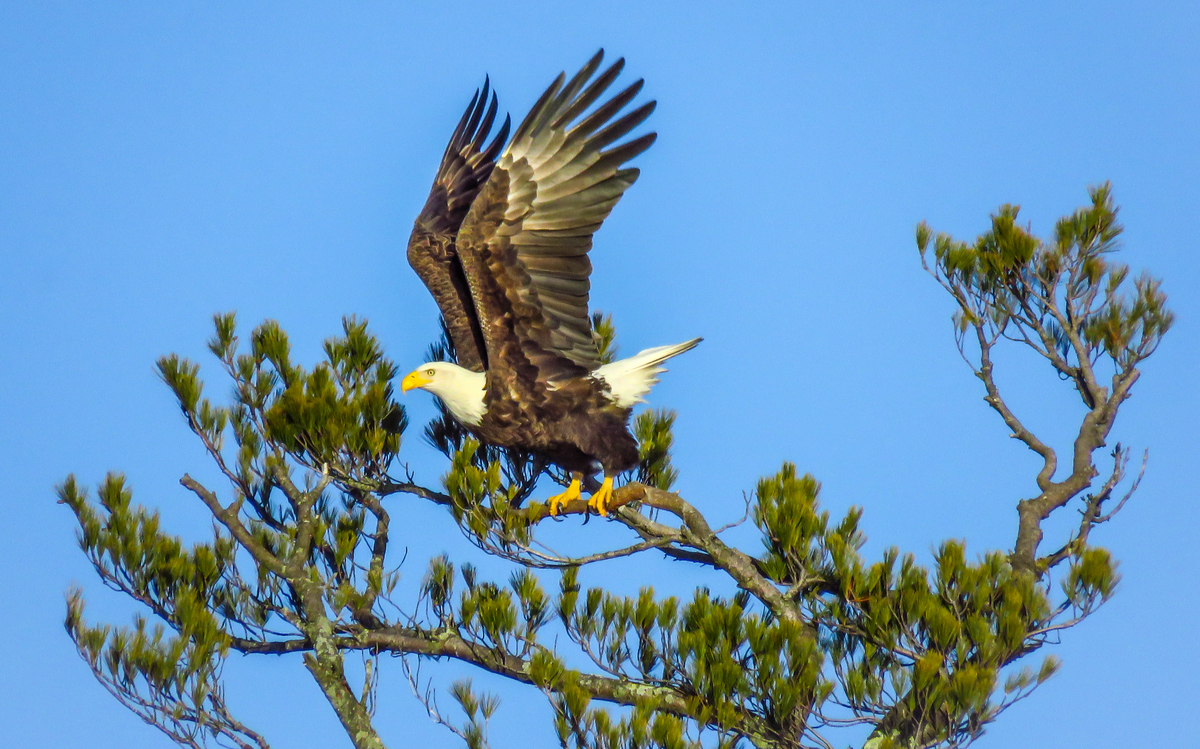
[546,474,583,517]
[587,476,616,517]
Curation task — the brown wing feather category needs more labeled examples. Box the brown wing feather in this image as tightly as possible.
[455,50,656,391]
[407,79,511,372]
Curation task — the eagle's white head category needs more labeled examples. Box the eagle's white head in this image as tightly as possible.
[400,361,486,426]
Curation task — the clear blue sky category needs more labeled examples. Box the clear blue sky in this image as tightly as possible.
[2,3,1196,747]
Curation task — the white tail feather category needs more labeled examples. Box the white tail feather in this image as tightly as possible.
[591,338,702,408]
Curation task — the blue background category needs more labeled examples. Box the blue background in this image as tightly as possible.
[2,3,1196,747]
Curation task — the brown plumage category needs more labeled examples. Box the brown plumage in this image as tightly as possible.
[404,51,695,514]
[407,77,510,373]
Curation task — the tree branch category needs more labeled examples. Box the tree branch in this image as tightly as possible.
[180,475,285,577]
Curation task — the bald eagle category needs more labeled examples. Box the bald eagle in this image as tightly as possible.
[401,51,699,517]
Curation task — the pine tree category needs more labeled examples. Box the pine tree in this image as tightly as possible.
[61,184,1172,749]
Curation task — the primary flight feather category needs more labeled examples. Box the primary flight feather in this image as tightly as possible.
[402,50,699,516]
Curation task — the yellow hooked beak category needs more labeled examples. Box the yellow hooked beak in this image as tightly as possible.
[401,370,432,393]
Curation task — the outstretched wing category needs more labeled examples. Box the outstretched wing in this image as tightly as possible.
[407,79,511,372]
[456,50,656,389]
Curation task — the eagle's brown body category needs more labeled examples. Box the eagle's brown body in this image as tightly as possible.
[405,51,661,483]
[476,375,639,476]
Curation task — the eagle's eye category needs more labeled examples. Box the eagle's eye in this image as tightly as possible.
[425,369,435,377]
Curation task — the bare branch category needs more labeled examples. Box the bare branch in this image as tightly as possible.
[180,475,285,576]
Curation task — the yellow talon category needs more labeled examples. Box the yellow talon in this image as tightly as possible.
[546,478,582,517]
[587,477,615,517]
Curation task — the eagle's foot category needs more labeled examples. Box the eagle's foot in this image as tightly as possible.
[587,477,616,517]
[546,478,582,517]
